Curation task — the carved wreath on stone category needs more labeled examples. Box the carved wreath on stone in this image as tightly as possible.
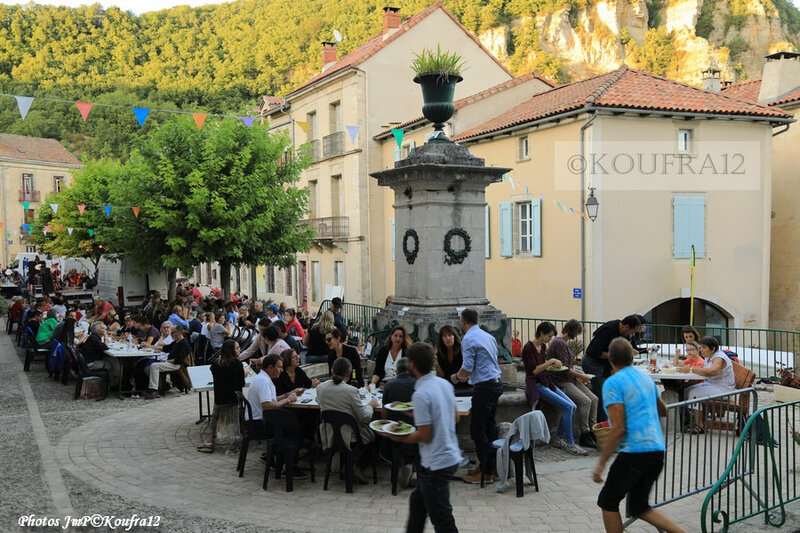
[443,227,471,265]
[402,228,420,265]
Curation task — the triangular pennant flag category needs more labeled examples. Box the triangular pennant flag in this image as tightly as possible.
[21,224,28,232]
[75,101,93,122]
[502,174,506,181]
[508,176,515,189]
[44,225,50,232]
[132,206,140,218]
[103,205,112,217]
[0,222,3,226]
[391,128,404,150]
[57,225,63,230]
[133,107,150,127]
[240,117,255,127]
[569,207,575,214]
[28,225,33,233]
[295,120,309,133]
[49,203,58,214]
[192,113,207,130]
[526,185,530,196]
[346,125,359,143]
[87,229,94,237]
[15,96,34,120]
[557,201,564,212]
[77,204,86,215]
[67,227,73,236]
[21,201,30,211]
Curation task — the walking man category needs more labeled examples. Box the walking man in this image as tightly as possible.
[592,337,685,533]
[388,342,461,533]
[450,308,502,484]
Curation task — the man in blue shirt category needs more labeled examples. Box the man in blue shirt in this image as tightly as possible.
[450,308,502,485]
[388,342,461,533]
[592,337,685,533]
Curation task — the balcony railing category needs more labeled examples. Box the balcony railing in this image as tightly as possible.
[322,131,345,158]
[19,189,40,202]
[307,216,349,240]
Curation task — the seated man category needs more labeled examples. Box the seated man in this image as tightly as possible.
[80,321,121,380]
[168,305,190,328]
[89,297,115,324]
[145,325,192,399]
[272,320,301,353]
[246,353,301,421]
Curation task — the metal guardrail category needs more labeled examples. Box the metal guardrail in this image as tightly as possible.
[701,398,800,532]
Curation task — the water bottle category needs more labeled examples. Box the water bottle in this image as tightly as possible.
[351,368,356,384]
[127,333,133,346]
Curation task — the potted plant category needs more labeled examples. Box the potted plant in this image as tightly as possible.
[411,45,465,139]
[774,363,800,402]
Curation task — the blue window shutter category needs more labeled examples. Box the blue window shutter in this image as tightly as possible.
[499,202,512,257]
[673,197,691,259]
[391,219,395,262]
[689,197,705,258]
[532,198,542,257]
[485,204,490,259]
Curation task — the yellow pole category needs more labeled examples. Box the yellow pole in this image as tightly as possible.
[689,245,695,326]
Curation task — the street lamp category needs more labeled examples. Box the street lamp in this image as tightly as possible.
[585,187,599,221]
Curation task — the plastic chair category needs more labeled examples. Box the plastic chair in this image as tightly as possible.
[262,409,315,492]
[321,410,377,493]
[73,350,109,401]
[24,327,51,372]
[235,391,270,477]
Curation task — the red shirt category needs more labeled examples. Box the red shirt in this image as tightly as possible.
[95,301,114,316]
[286,318,305,338]
[511,338,522,358]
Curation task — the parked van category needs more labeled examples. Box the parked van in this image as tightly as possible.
[95,256,169,308]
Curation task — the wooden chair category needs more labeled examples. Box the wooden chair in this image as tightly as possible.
[701,362,756,432]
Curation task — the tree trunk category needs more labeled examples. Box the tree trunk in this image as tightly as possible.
[167,267,177,302]
[92,255,102,279]
[235,265,241,293]
[220,260,232,302]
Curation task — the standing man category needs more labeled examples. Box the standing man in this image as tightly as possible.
[583,314,643,422]
[450,308,502,485]
[388,342,461,533]
[592,337,684,533]
[330,297,348,339]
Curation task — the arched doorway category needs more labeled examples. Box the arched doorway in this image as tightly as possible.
[642,298,731,344]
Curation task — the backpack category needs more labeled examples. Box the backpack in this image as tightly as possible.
[723,350,739,363]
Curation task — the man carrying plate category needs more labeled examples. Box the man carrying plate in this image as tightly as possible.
[385,342,461,533]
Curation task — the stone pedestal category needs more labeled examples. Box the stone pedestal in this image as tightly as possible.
[370,141,513,357]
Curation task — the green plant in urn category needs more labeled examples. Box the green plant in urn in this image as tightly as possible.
[411,45,465,141]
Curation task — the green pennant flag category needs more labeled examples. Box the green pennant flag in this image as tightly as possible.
[391,128,404,150]
[22,201,30,211]
[88,229,94,237]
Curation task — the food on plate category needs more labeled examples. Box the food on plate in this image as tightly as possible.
[387,401,414,410]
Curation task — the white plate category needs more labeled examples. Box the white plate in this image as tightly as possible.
[385,401,414,412]
[369,419,415,435]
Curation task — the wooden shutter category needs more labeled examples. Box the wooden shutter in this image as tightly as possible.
[499,202,512,257]
[532,198,542,257]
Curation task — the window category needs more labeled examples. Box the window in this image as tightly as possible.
[329,101,342,133]
[285,268,293,296]
[518,202,533,253]
[334,261,344,290]
[206,263,212,282]
[308,180,317,217]
[403,140,416,158]
[330,175,341,217]
[25,245,37,253]
[311,261,321,301]
[306,111,317,140]
[499,198,541,257]
[23,209,35,224]
[267,265,275,293]
[678,129,692,153]
[393,145,401,162]
[22,173,33,192]
[518,136,530,160]
[53,175,64,193]
[673,196,705,259]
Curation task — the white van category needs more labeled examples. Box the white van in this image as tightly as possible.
[95,256,169,308]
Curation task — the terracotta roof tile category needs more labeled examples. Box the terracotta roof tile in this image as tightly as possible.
[287,2,510,97]
[769,86,800,107]
[721,79,761,102]
[454,66,791,141]
[373,72,554,139]
[0,133,81,165]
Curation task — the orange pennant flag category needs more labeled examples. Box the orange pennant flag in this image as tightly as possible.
[132,206,140,218]
[192,113,207,130]
[75,102,93,122]
[77,204,86,215]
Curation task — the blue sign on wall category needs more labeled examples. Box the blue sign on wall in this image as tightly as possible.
[573,288,582,299]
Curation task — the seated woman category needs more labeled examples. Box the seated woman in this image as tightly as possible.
[35,309,59,346]
[316,357,379,484]
[197,340,245,453]
[546,319,598,449]
[284,308,305,339]
[208,311,232,351]
[435,325,471,395]
[681,336,737,433]
[304,310,335,364]
[371,325,411,387]
[274,349,319,395]
[523,322,587,455]
[325,328,364,388]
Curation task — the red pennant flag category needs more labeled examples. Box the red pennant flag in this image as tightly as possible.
[75,102,93,122]
[132,206,140,218]
[77,204,86,215]
[192,113,207,130]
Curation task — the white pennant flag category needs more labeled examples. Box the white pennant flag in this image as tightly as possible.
[49,203,59,214]
[14,96,34,120]
[67,227,73,235]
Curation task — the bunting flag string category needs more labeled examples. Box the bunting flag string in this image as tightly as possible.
[132,207,140,218]
[2,93,259,127]
[77,204,86,215]
[295,120,309,134]
[499,172,593,221]
[103,206,112,217]
[390,128,404,150]
[345,125,359,143]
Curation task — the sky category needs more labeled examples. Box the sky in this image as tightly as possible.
[0,0,230,14]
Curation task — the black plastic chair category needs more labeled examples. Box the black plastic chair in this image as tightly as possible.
[24,327,51,372]
[73,350,109,401]
[6,309,16,334]
[384,405,417,495]
[490,437,539,497]
[236,391,270,477]
[262,409,315,492]
[321,410,377,493]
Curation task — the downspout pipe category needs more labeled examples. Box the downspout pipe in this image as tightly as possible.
[580,110,598,323]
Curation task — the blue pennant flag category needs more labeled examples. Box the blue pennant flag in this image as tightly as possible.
[133,107,150,127]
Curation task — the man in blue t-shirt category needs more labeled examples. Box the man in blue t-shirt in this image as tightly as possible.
[592,337,685,533]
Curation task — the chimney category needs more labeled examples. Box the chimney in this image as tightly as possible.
[701,63,721,92]
[758,51,800,103]
[383,6,401,33]
[321,41,337,70]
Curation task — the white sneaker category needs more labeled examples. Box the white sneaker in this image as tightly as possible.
[551,437,568,450]
[564,442,588,456]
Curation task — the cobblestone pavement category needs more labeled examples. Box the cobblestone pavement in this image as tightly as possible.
[3,330,798,533]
